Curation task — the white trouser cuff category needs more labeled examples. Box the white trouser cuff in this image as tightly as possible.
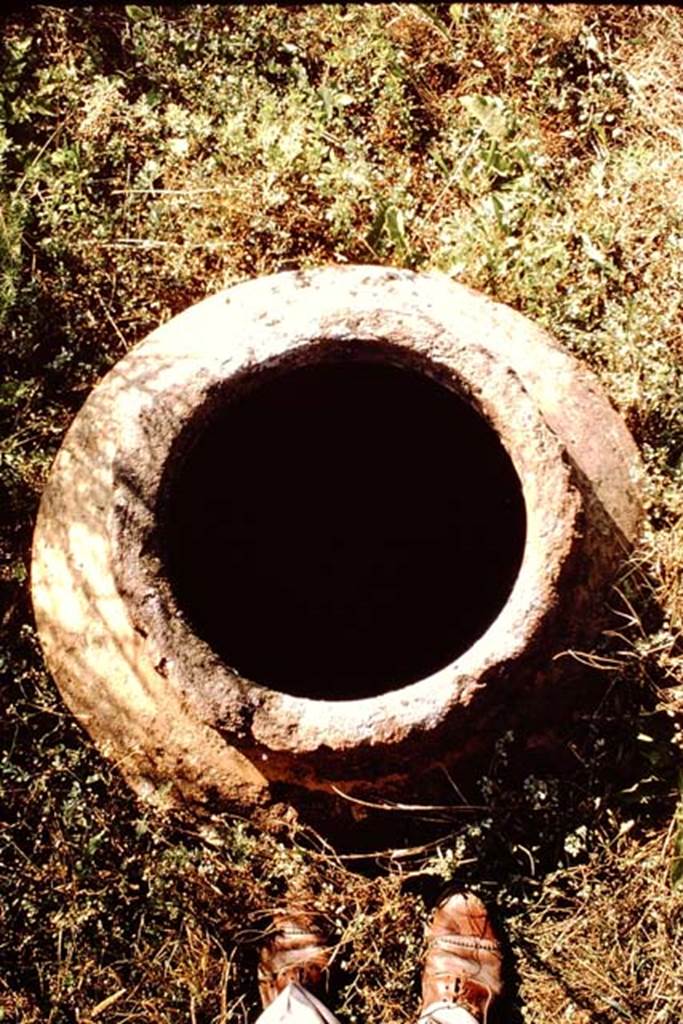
[255,982,341,1024]
[418,999,479,1024]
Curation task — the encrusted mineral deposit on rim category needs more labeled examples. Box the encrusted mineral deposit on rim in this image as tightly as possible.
[32,266,642,820]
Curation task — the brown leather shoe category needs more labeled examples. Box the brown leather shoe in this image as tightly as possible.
[420,893,504,1023]
[258,910,332,1009]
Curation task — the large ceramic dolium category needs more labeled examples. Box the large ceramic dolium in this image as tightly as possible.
[32,266,642,819]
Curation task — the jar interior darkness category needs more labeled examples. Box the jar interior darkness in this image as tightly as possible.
[161,360,526,700]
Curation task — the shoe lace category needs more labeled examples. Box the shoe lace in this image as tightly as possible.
[428,970,493,1024]
[459,976,493,1023]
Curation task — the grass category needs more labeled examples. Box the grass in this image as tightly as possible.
[1,4,682,1022]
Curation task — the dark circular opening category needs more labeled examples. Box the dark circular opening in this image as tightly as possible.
[162,359,526,700]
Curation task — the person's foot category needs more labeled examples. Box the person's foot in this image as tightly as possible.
[258,910,332,1009]
[420,893,504,1022]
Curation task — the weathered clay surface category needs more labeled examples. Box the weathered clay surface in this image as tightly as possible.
[32,266,642,818]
